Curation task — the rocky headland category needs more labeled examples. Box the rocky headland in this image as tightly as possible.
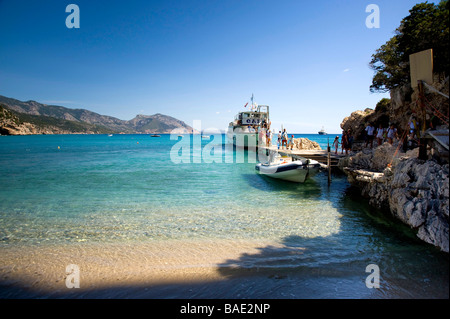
[1,105,74,135]
[0,95,197,135]
[338,78,449,252]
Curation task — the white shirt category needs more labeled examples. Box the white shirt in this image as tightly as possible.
[376,128,384,138]
[366,126,375,136]
[387,128,397,139]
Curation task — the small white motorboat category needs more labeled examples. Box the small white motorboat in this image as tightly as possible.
[255,153,320,183]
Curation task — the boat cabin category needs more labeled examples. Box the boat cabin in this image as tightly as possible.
[234,105,269,126]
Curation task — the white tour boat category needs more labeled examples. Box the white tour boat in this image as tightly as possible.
[227,100,269,149]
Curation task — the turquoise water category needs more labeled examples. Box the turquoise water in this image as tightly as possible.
[0,134,337,244]
[0,134,448,298]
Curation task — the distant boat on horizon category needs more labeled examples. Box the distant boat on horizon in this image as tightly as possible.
[150,134,161,137]
[318,127,327,135]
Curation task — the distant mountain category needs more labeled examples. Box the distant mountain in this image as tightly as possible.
[0,104,114,135]
[0,95,197,135]
[126,113,197,134]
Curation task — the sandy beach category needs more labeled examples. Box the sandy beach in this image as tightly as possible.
[0,239,295,298]
[2,237,447,299]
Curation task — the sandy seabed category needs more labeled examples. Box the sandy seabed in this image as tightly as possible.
[1,238,448,299]
[0,239,295,298]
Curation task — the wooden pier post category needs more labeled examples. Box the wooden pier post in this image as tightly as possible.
[417,80,428,160]
[327,143,331,184]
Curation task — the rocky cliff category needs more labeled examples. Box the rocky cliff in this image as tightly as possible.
[338,77,449,252]
[341,77,449,151]
[1,105,40,135]
[339,144,449,252]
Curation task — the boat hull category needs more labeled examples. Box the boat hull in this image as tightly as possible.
[255,160,320,183]
[227,128,258,149]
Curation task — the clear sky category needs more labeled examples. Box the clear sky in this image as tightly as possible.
[0,0,423,133]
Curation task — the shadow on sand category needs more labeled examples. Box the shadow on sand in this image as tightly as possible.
[0,235,375,299]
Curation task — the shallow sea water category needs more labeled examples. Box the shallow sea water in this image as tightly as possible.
[0,134,448,298]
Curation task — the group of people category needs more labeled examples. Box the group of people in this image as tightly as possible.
[254,115,419,157]
[364,123,399,148]
[332,129,353,155]
[257,125,296,150]
[331,121,407,155]
[277,129,295,150]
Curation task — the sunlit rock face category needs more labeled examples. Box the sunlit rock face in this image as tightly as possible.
[339,144,449,253]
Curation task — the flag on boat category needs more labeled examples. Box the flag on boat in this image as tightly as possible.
[250,94,256,111]
[244,102,248,108]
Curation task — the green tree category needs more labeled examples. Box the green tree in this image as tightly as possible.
[375,98,391,113]
[369,0,449,93]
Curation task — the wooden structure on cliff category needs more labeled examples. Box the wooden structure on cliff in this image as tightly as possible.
[409,49,449,161]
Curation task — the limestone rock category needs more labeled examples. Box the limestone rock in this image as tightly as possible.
[339,145,449,252]
[340,109,374,140]
[337,76,449,252]
[293,138,321,150]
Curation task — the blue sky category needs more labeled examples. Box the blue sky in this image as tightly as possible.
[0,0,422,133]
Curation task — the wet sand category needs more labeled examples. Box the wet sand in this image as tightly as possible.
[0,239,291,298]
[1,239,448,299]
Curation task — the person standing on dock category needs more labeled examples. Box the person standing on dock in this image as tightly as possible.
[277,131,282,149]
[281,129,288,150]
[288,135,294,150]
[266,127,272,146]
[333,136,340,154]
[259,125,266,146]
